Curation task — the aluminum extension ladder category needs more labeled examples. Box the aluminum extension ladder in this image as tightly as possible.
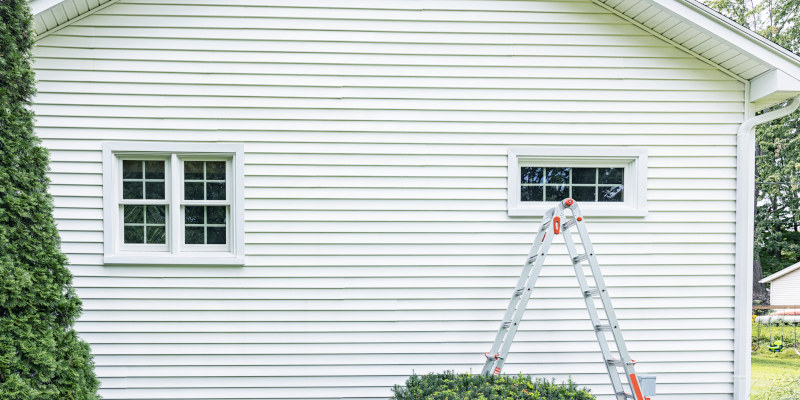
[482,198,647,400]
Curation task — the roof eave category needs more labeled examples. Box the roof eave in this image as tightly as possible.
[760,261,800,283]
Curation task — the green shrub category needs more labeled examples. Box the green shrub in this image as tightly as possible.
[391,371,595,400]
[0,1,100,399]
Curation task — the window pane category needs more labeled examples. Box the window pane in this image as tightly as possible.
[145,181,165,200]
[599,168,624,184]
[572,168,596,184]
[206,162,226,180]
[521,167,543,184]
[207,227,226,244]
[521,186,543,202]
[122,181,143,199]
[207,206,226,225]
[572,186,596,202]
[599,185,624,202]
[185,182,204,200]
[545,185,568,201]
[185,227,204,244]
[123,160,142,179]
[185,206,204,224]
[146,206,166,224]
[124,205,144,224]
[545,167,569,184]
[124,226,144,243]
[184,161,204,180]
[145,161,165,179]
[206,182,226,200]
[146,226,166,244]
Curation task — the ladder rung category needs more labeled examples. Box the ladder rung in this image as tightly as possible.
[562,219,577,230]
[583,288,602,297]
[572,254,589,264]
[526,255,538,265]
[515,287,525,296]
[606,358,635,366]
[502,321,513,329]
[595,324,616,331]
[615,392,635,399]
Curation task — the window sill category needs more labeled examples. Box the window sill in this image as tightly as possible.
[508,204,647,217]
[104,254,245,266]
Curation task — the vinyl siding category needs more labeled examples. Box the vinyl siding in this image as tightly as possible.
[769,269,800,306]
[33,0,743,399]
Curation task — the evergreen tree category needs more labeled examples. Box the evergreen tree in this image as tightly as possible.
[0,1,100,398]
[703,0,800,303]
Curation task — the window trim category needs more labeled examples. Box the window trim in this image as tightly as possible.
[507,147,647,217]
[102,142,245,265]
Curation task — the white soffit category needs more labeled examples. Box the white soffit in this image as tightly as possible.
[30,0,117,38]
[594,0,800,109]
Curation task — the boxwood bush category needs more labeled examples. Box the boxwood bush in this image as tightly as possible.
[391,371,595,400]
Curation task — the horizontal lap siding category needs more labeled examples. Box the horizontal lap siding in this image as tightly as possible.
[770,269,800,306]
[33,0,742,399]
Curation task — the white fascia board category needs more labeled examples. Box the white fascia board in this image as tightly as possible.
[646,0,800,81]
[760,261,800,283]
[749,69,800,109]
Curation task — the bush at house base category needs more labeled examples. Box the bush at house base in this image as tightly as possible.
[391,371,595,400]
[0,1,100,399]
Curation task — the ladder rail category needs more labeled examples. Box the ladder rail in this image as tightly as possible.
[561,219,627,397]
[481,210,554,375]
[492,224,558,373]
[571,206,643,400]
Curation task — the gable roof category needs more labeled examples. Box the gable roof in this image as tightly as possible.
[30,0,800,109]
[760,261,800,283]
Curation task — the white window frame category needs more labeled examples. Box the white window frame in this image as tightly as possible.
[102,142,245,265]
[507,147,647,217]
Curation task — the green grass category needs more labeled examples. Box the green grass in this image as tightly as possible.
[752,323,800,400]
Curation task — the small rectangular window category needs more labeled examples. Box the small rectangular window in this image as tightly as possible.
[507,147,647,217]
[520,166,624,203]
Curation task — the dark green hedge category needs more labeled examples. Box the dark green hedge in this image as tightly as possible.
[0,1,100,399]
[391,371,595,400]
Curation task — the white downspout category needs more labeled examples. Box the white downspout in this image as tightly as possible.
[734,94,800,400]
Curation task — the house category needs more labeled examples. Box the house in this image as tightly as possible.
[760,261,800,306]
[28,0,800,399]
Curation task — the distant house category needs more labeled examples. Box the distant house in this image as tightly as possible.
[28,0,800,399]
[760,262,800,306]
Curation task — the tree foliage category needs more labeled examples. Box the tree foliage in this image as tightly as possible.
[703,0,800,302]
[0,1,100,398]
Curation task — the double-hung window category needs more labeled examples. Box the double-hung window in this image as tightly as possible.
[507,147,647,217]
[103,142,245,265]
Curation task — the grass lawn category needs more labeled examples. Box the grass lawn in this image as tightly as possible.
[751,329,800,400]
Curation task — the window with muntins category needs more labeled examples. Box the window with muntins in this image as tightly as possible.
[507,147,647,217]
[520,167,624,203]
[103,143,244,265]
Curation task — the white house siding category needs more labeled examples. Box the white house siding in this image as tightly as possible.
[32,1,743,399]
[770,269,800,306]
